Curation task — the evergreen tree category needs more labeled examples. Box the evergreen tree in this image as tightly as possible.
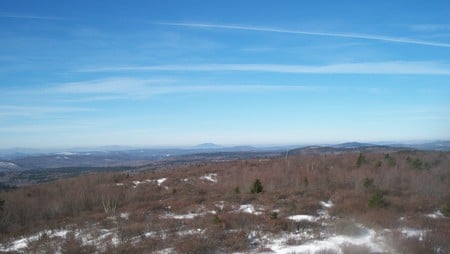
[250,179,263,194]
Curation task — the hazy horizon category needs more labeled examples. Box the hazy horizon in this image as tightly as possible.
[1,139,448,152]
[1,1,450,149]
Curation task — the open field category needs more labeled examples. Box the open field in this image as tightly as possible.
[1,149,449,253]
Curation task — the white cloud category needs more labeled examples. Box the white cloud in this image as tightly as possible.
[80,61,450,75]
[157,22,450,48]
[51,77,323,101]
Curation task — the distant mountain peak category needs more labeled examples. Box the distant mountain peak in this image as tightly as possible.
[333,142,374,149]
[194,143,222,149]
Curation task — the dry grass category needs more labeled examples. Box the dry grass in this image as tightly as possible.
[0,150,449,253]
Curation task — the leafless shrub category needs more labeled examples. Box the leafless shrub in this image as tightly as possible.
[0,150,449,252]
[101,196,118,214]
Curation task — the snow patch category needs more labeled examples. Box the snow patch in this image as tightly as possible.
[287,215,317,222]
[238,204,264,215]
[0,229,69,252]
[320,200,334,208]
[200,173,218,183]
[216,201,225,211]
[120,213,129,219]
[131,178,168,188]
[177,228,205,236]
[425,210,445,219]
[161,210,216,220]
[261,227,389,254]
[132,180,143,187]
[155,248,175,254]
[0,161,20,170]
[401,228,426,240]
[157,178,167,186]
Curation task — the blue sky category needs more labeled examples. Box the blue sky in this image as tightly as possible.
[1,1,450,149]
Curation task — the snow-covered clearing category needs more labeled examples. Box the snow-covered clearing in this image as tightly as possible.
[259,227,389,254]
[242,200,395,253]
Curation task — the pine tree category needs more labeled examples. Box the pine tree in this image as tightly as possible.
[250,179,263,194]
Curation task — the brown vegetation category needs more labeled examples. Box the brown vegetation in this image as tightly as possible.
[0,150,449,253]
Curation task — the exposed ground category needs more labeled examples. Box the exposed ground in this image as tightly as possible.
[0,150,449,253]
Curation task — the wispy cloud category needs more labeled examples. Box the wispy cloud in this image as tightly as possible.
[36,77,327,102]
[409,24,450,32]
[53,78,179,100]
[0,12,64,20]
[79,61,450,75]
[156,22,450,48]
[0,105,96,117]
[52,77,323,101]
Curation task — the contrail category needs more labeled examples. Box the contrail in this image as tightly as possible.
[157,22,450,48]
[79,62,450,75]
[0,13,64,20]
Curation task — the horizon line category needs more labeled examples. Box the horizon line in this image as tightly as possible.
[0,139,448,152]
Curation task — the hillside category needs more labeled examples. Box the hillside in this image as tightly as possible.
[0,150,449,253]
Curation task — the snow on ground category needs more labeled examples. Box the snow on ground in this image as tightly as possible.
[85,229,120,247]
[320,200,334,208]
[241,200,394,253]
[131,178,168,188]
[0,226,123,253]
[132,180,144,187]
[261,227,389,254]
[157,178,167,186]
[287,200,334,223]
[401,228,426,240]
[200,173,218,183]
[287,215,317,222]
[155,248,175,254]
[425,210,445,219]
[0,161,19,168]
[161,210,217,220]
[0,229,69,252]
[215,201,225,211]
[177,228,205,236]
[1,198,436,253]
[120,212,129,219]
[237,204,264,215]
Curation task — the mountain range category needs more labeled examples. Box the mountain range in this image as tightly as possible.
[0,141,449,172]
